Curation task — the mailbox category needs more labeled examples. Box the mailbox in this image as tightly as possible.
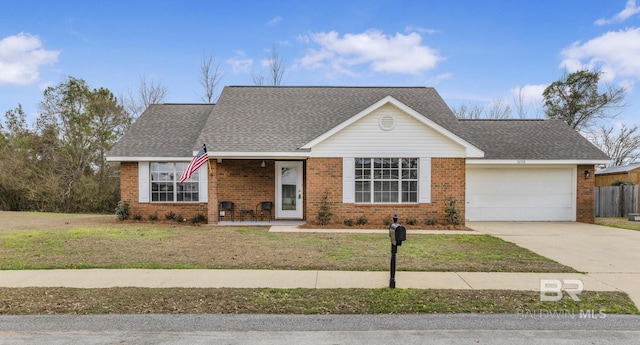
[388,214,406,289]
[388,216,406,246]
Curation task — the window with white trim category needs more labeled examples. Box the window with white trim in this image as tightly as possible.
[150,162,200,202]
[354,158,418,203]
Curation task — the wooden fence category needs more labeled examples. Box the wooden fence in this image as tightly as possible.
[595,185,640,217]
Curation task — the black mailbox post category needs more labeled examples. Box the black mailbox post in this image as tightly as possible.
[388,214,406,289]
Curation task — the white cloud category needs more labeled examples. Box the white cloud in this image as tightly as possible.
[405,26,437,35]
[226,51,252,73]
[426,72,453,85]
[595,0,640,25]
[510,84,547,105]
[560,27,640,80]
[297,29,444,75]
[268,16,282,25]
[0,33,59,85]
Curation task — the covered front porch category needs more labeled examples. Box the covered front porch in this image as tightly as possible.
[209,158,306,224]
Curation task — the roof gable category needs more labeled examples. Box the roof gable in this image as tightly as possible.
[302,95,483,157]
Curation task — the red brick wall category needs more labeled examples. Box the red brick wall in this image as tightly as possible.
[122,160,594,225]
[305,157,466,226]
[209,159,276,223]
[576,164,596,223]
[119,162,208,220]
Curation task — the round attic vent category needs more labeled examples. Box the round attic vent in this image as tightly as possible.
[378,114,396,131]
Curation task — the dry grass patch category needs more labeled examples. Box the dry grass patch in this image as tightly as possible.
[0,212,575,272]
[0,287,636,315]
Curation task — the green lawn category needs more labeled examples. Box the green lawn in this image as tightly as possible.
[0,224,575,272]
[596,217,640,231]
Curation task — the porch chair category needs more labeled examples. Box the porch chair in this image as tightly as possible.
[218,201,235,222]
[256,201,273,222]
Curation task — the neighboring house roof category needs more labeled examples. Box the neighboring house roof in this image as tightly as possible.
[458,119,610,161]
[108,104,214,159]
[596,163,640,175]
[106,86,609,163]
[196,86,461,153]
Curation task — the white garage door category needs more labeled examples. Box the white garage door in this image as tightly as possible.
[466,167,575,221]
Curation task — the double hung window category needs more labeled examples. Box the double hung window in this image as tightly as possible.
[354,158,418,203]
[150,162,200,202]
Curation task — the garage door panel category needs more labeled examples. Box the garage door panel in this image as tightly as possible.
[466,167,575,221]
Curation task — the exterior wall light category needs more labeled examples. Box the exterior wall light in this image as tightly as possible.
[584,169,590,179]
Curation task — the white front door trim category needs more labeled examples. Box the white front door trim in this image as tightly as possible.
[275,161,304,219]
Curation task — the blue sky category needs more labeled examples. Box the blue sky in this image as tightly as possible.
[1,0,639,127]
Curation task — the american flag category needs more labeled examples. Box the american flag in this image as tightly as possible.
[179,144,208,184]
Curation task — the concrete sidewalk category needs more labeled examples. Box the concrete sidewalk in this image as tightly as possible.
[0,269,618,292]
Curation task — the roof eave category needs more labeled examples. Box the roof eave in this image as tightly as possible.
[466,159,611,165]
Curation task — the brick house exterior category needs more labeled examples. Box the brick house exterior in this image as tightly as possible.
[108,86,609,225]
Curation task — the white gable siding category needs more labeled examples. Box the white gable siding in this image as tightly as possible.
[309,104,465,157]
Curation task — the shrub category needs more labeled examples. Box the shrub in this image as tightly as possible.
[406,218,418,226]
[343,219,355,226]
[382,215,393,226]
[148,213,159,221]
[189,213,207,224]
[425,217,438,226]
[356,216,368,225]
[132,214,142,221]
[316,191,333,225]
[174,214,184,222]
[444,198,461,225]
[165,211,176,221]
[115,201,130,221]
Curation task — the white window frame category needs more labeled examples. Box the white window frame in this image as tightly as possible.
[343,157,430,204]
[138,162,208,203]
[353,157,418,204]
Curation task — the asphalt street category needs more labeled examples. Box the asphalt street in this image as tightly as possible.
[1,314,639,344]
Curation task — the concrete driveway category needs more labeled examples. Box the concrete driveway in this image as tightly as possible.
[467,222,640,308]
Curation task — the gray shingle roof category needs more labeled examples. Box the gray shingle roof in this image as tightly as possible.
[458,119,610,160]
[196,86,460,152]
[107,104,214,158]
[596,163,640,175]
[107,86,609,162]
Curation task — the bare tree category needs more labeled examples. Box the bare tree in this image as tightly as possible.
[268,44,286,86]
[452,98,511,119]
[486,97,512,119]
[199,53,223,103]
[251,70,265,86]
[452,103,484,119]
[590,124,640,167]
[512,87,546,119]
[138,74,167,107]
[252,44,286,86]
[124,74,168,118]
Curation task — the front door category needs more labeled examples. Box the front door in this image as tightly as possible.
[275,161,303,219]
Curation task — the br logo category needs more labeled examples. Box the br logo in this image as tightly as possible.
[540,279,583,302]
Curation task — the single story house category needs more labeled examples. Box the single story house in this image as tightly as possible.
[595,163,640,186]
[106,86,609,225]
